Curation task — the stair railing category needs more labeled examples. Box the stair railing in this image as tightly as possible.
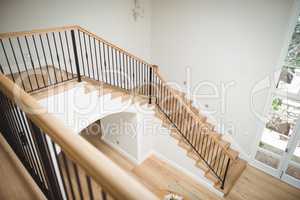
[0,25,235,189]
[0,73,158,200]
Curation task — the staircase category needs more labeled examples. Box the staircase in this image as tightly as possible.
[0,25,246,196]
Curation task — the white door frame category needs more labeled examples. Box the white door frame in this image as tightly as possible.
[250,1,300,188]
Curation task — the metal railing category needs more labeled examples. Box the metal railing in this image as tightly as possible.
[0,25,234,190]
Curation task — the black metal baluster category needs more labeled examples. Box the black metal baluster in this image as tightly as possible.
[58,32,69,80]
[129,57,133,92]
[39,35,52,85]
[30,123,64,200]
[111,48,116,86]
[3,99,32,170]
[101,190,107,200]
[107,45,112,85]
[86,176,94,200]
[71,30,81,82]
[98,41,104,82]
[18,109,48,187]
[6,100,35,172]
[221,158,230,189]
[93,38,100,81]
[73,163,84,200]
[61,152,76,200]
[125,54,129,90]
[1,39,15,81]
[121,52,125,89]
[83,33,91,78]
[8,38,26,89]
[51,141,69,200]
[46,33,58,84]
[32,35,46,87]
[88,35,95,79]
[65,31,74,78]
[103,43,108,83]
[52,32,64,82]
[78,30,86,77]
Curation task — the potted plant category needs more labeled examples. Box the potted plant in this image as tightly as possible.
[279,66,294,84]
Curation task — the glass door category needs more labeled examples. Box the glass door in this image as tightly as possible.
[281,124,300,188]
[254,14,300,188]
[255,92,300,179]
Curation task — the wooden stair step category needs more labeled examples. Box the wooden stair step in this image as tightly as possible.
[214,159,247,195]
[187,149,200,161]
[170,130,182,141]
[227,148,239,160]
[206,131,221,140]
[205,170,221,186]
[110,91,124,99]
[84,84,98,94]
[219,139,231,149]
[195,159,209,172]
[178,139,192,151]
[97,88,112,96]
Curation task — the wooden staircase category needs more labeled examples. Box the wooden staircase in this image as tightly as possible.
[154,107,246,195]
[0,25,246,197]
[77,77,247,195]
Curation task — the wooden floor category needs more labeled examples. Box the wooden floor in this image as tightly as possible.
[82,133,300,200]
[0,134,45,200]
[0,129,300,200]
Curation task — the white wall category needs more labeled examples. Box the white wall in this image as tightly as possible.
[0,0,151,61]
[150,0,299,156]
[2,0,299,159]
[101,112,138,160]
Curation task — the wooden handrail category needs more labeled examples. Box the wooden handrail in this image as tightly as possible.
[0,74,158,200]
[0,25,78,39]
[0,25,152,67]
[75,26,152,67]
[152,65,236,160]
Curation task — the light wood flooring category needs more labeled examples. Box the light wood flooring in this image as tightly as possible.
[81,133,300,200]
[0,134,45,200]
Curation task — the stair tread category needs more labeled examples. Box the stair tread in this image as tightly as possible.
[170,131,182,141]
[195,159,210,172]
[187,149,199,161]
[227,148,239,160]
[178,139,192,151]
[219,139,231,149]
[215,159,247,195]
[205,170,221,185]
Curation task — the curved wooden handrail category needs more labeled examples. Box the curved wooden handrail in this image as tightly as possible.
[0,74,158,200]
[152,65,236,160]
[0,25,152,67]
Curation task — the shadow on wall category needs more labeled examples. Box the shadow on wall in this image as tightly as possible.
[79,112,138,161]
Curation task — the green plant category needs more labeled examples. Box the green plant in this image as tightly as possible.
[272,98,282,111]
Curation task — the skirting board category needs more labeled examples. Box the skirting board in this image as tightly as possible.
[102,138,140,165]
[143,150,225,197]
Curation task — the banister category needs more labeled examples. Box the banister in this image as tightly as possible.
[0,25,78,39]
[0,24,235,189]
[152,65,236,159]
[0,25,152,67]
[0,73,159,200]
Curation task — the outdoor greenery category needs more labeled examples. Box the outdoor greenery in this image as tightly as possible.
[285,16,300,68]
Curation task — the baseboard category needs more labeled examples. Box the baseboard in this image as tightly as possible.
[147,150,225,197]
[102,137,140,165]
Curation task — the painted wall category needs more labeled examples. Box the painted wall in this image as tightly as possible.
[0,0,151,61]
[150,0,299,156]
[2,0,299,159]
[101,112,138,160]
